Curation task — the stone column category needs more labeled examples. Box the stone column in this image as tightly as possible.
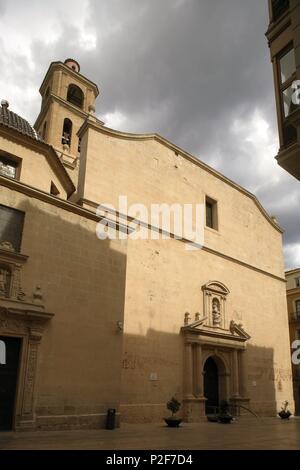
[232,349,240,398]
[18,328,43,430]
[239,349,249,398]
[184,342,194,399]
[194,344,204,398]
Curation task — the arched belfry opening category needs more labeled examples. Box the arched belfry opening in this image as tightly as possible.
[67,84,84,109]
[62,118,72,146]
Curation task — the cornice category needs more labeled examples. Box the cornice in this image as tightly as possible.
[285,268,300,275]
[0,124,75,197]
[287,287,300,295]
[34,94,104,130]
[77,119,284,234]
[39,61,99,97]
[0,175,129,234]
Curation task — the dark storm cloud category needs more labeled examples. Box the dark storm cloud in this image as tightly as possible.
[2,0,300,268]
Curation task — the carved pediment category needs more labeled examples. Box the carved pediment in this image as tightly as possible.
[229,320,251,340]
[181,314,250,345]
[202,281,230,296]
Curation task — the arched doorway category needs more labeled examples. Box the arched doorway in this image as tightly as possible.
[204,357,219,414]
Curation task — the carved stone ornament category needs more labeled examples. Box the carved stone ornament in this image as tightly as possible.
[0,241,15,252]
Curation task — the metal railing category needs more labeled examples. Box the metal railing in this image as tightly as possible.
[206,404,260,420]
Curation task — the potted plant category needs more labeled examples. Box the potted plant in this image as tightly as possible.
[217,400,233,424]
[278,401,292,420]
[164,397,182,427]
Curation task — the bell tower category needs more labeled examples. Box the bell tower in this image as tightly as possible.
[34,58,100,175]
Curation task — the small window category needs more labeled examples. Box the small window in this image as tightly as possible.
[67,84,84,109]
[280,48,295,85]
[78,137,81,153]
[278,46,297,119]
[42,121,47,140]
[50,182,60,196]
[62,118,72,146]
[0,204,25,253]
[296,277,300,288]
[0,155,20,180]
[205,196,218,230]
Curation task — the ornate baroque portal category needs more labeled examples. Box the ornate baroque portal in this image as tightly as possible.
[0,242,54,430]
[181,281,250,421]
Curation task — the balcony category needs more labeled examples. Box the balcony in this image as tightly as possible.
[272,0,289,22]
[276,141,300,180]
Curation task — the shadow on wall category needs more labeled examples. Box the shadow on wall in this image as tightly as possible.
[120,328,281,423]
[0,195,128,430]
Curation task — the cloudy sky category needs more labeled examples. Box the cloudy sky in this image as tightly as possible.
[0,0,299,269]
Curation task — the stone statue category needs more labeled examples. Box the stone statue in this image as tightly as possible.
[212,298,221,326]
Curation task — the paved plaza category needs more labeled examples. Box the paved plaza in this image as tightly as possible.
[0,418,300,450]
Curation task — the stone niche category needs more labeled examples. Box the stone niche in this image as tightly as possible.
[202,281,230,329]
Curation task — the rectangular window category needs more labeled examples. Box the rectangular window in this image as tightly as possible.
[296,300,300,319]
[0,205,25,252]
[296,277,300,288]
[205,196,218,230]
[0,156,19,180]
[278,46,297,120]
[280,48,296,85]
[272,0,289,22]
[282,84,298,117]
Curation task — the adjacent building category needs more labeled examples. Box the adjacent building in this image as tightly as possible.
[266,0,300,179]
[0,58,294,430]
[286,268,300,414]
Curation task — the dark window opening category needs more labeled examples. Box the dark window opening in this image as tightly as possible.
[67,84,84,108]
[283,124,297,147]
[50,182,60,196]
[42,121,47,140]
[205,196,218,230]
[272,0,289,22]
[62,118,72,146]
[78,137,81,153]
[0,205,25,253]
[0,156,20,180]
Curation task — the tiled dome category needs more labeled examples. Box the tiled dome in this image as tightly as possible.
[0,100,40,141]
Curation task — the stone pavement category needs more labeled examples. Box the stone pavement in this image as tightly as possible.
[0,418,300,450]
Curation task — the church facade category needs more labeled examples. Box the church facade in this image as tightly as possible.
[0,59,294,431]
